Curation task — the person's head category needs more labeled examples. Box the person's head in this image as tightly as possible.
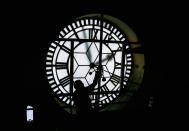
[74,80,84,90]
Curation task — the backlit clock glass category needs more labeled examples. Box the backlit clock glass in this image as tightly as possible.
[46,14,144,114]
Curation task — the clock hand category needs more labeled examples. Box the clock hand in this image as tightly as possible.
[95,54,113,65]
[82,28,92,63]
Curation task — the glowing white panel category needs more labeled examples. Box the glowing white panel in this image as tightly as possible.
[49,47,55,52]
[72,23,76,28]
[76,21,80,27]
[81,20,84,25]
[64,31,74,38]
[26,106,33,122]
[47,52,53,56]
[68,25,72,31]
[57,69,67,80]
[46,57,52,61]
[56,50,69,63]
[64,28,68,33]
[60,31,65,37]
[27,110,33,121]
[46,62,51,65]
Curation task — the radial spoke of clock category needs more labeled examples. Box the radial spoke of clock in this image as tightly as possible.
[104,27,114,41]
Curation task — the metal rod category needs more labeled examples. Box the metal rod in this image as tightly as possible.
[70,41,74,114]
[56,90,134,97]
[96,14,104,110]
[56,38,140,44]
[120,41,127,93]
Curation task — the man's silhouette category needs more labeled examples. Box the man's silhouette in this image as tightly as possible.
[73,68,101,115]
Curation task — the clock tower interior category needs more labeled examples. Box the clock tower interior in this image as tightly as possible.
[17,3,186,130]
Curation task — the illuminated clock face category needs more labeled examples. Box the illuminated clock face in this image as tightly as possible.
[46,16,133,113]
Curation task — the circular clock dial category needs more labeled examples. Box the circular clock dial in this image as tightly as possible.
[46,17,132,112]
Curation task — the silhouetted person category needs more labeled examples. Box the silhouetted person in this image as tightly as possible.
[73,67,101,116]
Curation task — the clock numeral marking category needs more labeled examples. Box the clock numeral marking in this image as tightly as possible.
[101,85,112,101]
[50,83,58,89]
[103,33,114,41]
[115,62,121,69]
[110,74,121,86]
[61,45,71,54]
[46,62,68,70]
[103,25,115,41]
[54,41,71,54]
[70,24,80,39]
[59,76,70,87]
[55,62,67,70]
[89,28,98,40]
[101,85,109,92]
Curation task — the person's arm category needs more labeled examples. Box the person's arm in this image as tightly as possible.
[87,67,101,92]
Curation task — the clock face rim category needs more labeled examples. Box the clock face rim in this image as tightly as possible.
[46,14,144,114]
